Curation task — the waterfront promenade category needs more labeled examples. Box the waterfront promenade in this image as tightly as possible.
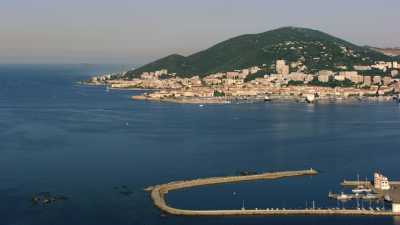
[145,169,400,217]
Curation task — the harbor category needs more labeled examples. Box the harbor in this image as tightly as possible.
[146,169,400,217]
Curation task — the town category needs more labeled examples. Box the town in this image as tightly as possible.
[86,59,400,104]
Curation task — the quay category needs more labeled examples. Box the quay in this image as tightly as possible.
[145,169,400,217]
[341,180,372,187]
[342,180,400,187]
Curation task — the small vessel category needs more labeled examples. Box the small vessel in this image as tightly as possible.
[329,192,352,201]
[363,193,378,200]
[352,174,371,193]
[352,186,372,193]
[199,104,204,107]
[238,171,259,176]
[336,192,352,201]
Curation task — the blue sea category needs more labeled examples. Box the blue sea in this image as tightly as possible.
[1,64,400,225]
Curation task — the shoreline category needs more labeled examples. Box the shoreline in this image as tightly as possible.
[131,94,397,105]
[80,82,400,105]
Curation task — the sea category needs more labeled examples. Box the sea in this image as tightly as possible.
[1,64,400,225]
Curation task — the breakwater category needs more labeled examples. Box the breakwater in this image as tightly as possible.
[145,169,400,217]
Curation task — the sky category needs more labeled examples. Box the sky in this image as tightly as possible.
[0,0,399,65]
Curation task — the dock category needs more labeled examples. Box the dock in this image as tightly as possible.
[341,180,372,187]
[145,169,400,217]
[341,180,400,187]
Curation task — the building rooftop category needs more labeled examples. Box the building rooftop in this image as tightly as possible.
[388,189,400,203]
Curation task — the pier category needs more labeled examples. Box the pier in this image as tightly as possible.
[342,180,400,188]
[145,169,400,217]
[341,180,372,187]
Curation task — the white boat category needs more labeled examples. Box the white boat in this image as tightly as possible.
[328,192,352,200]
[352,174,372,193]
[363,193,378,200]
[352,186,372,193]
[336,192,352,200]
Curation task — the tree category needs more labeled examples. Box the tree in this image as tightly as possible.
[213,90,225,97]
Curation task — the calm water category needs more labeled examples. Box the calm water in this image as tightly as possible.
[1,64,400,225]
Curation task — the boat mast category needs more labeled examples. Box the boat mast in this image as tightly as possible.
[356,198,360,209]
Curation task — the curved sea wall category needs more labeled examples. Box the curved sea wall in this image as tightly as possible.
[145,169,400,217]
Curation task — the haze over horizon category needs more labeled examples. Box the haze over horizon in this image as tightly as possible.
[1,0,399,65]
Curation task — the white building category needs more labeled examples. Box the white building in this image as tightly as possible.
[393,201,400,213]
[392,70,399,77]
[354,65,371,71]
[334,75,345,81]
[372,61,392,71]
[386,191,400,213]
[393,61,398,69]
[249,66,261,74]
[374,172,391,190]
[276,60,289,75]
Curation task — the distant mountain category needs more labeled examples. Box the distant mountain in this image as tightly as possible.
[368,46,400,57]
[126,27,394,78]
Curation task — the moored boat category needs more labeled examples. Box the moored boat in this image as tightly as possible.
[352,186,372,194]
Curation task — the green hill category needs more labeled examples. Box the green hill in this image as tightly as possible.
[125,27,394,78]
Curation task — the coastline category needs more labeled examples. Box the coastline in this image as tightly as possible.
[131,94,396,105]
[81,81,399,105]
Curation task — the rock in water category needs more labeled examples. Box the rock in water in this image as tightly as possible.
[305,94,315,103]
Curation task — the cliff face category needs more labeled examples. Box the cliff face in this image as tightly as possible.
[126,27,394,78]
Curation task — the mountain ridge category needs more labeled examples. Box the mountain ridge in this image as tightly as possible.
[126,27,394,78]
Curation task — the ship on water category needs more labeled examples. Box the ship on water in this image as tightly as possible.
[352,174,372,194]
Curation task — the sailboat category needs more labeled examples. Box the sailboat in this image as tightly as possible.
[337,192,352,201]
[352,174,372,193]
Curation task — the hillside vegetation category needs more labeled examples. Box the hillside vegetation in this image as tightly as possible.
[126,27,394,78]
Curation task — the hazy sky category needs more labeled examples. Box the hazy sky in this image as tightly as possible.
[1,0,399,64]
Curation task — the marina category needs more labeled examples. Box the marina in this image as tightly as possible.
[146,169,400,217]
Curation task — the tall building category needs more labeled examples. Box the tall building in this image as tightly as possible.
[276,60,289,75]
